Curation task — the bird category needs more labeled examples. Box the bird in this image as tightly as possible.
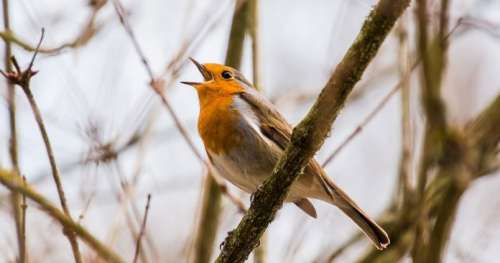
[181,58,390,250]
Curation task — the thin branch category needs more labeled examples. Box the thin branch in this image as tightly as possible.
[112,161,154,263]
[324,233,363,262]
[413,1,451,260]
[191,175,223,263]
[415,0,449,197]
[0,170,125,263]
[159,0,236,81]
[111,0,201,164]
[216,1,411,261]
[133,194,152,263]
[396,15,413,209]
[20,176,27,262]
[321,81,401,167]
[248,0,260,90]
[98,165,149,263]
[2,0,25,261]
[0,0,107,55]
[1,29,83,263]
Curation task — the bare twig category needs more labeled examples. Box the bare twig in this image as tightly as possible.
[413,1,451,260]
[111,0,202,163]
[458,16,500,39]
[0,170,125,263]
[113,161,155,263]
[20,177,27,262]
[396,15,413,208]
[133,194,152,263]
[321,83,401,167]
[414,0,449,197]
[191,175,224,263]
[248,0,260,90]
[160,0,236,81]
[0,0,107,55]
[2,0,25,261]
[1,29,83,263]
[325,233,363,262]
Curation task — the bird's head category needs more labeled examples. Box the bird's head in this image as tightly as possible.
[181,58,252,104]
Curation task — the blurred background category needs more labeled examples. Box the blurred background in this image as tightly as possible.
[0,0,499,262]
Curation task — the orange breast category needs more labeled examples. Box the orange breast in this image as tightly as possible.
[198,96,243,154]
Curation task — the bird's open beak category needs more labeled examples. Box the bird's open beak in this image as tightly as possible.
[180,57,212,86]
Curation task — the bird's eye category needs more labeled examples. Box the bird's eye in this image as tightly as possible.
[221,71,233,79]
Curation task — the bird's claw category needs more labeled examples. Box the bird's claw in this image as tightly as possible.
[219,230,235,250]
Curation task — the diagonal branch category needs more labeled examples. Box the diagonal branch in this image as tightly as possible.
[215,1,411,262]
[132,194,152,263]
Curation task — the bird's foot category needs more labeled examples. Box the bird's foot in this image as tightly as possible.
[219,230,235,250]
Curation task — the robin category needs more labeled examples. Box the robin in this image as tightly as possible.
[182,58,389,250]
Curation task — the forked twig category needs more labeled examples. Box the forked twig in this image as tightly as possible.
[133,194,152,263]
[1,28,83,263]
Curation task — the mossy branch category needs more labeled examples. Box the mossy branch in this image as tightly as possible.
[0,169,125,263]
[215,1,411,262]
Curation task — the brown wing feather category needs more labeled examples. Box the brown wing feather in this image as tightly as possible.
[239,91,330,191]
[238,92,292,147]
[294,198,317,218]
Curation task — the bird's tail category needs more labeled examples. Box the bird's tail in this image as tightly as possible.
[321,176,390,250]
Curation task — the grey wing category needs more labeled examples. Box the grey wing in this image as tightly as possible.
[238,88,292,147]
[239,89,334,201]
